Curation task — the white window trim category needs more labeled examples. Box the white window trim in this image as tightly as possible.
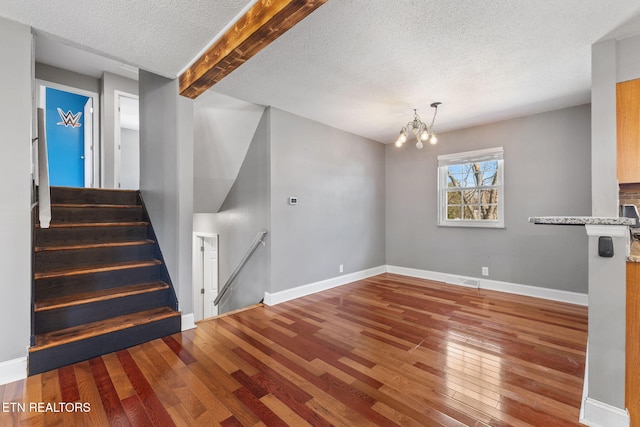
[437,147,505,228]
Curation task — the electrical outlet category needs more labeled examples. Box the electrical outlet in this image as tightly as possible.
[482,267,489,276]
[339,264,344,273]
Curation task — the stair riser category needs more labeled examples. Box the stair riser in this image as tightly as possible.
[41,206,143,224]
[36,225,148,246]
[34,289,171,334]
[36,265,165,299]
[50,187,138,205]
[31,188,180,376]
[35,244,155,273]
[29,316,181,375]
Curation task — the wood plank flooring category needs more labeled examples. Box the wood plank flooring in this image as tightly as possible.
[0,273,588,426]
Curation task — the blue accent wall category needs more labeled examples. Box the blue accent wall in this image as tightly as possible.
[46,87,89,187]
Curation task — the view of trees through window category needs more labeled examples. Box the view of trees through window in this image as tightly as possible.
[446,160,499,220]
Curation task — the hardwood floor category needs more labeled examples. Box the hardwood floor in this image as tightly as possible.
[0,273,587,426]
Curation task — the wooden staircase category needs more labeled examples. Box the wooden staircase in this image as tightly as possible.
[29,186,181,375]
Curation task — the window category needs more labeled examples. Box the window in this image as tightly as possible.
[437,147,504,228]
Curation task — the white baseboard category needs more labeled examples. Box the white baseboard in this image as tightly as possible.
[263,265,588,307]
[0,357,27,386]
[264,265,387,306]
[387,265,588,306]
[580,398,630,427]
[580,341,589,421]
[181,313,196,331]
[580,343,630,427]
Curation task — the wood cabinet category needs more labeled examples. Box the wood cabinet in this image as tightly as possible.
[627,262,640,425]
[617,79,640,183]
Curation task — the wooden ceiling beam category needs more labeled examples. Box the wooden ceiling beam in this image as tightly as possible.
[179,0,328,99]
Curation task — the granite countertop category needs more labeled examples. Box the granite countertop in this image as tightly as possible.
[528,216,635,226]
[630,240,640,263]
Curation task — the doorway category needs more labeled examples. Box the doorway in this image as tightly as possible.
[37,80,99,188]
[114,91,140,189]
[193,233,219,321]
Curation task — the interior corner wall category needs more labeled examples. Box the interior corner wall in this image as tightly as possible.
[138,70,193,315]
[0,17,32,363]
[386,104,591,294]
[215,109,271,313]
[269,108,386,293]
[192,92,265,213]
[101,72,138,189]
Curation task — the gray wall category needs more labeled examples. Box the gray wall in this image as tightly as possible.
[0,18,32,364]
[587,229,627,408]
[387,104,591,293]
[270,108,386,293]
[592,40,619,218]
[102,72,138,188]
[139,70,194,315]
[216,109,271,312]
[587,32,640,411]
[35,62,100,94]
[193,91,265,213]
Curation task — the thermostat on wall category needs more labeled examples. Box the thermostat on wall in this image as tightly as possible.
[289,197,298,205]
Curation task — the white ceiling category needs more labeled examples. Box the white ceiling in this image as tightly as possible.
[0,0,252,78]
[3,0,640,143]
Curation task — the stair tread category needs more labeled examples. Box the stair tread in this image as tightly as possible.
[35,239,155,252]
[30,307,179,352]
[35,259,162,280]
[35,281,169,312]
[51,186,138,193]
[51,203,142,209]
[36,221,149,229]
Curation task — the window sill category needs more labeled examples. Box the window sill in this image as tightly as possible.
[438,221,505,229]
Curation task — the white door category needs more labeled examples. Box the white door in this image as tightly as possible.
[203,236,219,318]
[83,97,94,187]
[116,93,140,189]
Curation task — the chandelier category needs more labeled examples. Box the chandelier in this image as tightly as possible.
[395,102,442,149]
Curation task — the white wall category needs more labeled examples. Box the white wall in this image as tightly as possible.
[193,213,218,234]
[139,71,194,315]
[0,17,32,368]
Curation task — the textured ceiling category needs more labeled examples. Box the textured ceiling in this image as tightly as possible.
[212,0,640,143]
[0,0,253,78]
[35,36,138,80]
[2,1,640,143]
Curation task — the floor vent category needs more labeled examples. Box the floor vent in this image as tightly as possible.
[446,276,480,289]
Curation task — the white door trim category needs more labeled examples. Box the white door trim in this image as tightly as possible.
[192,232,219,322]
[36,79,100,188]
